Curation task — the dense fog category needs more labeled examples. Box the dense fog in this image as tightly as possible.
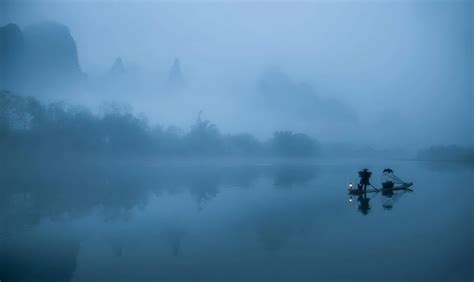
[1,0,473,155]
[1,2,473,281]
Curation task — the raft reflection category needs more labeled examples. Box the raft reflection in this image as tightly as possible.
[348,189,413,215]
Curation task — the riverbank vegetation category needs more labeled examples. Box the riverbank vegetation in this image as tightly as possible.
[417,145,474,162]
[0,91,320,159]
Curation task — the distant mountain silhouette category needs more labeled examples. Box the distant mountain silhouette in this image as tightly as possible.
[166,58,186,90]
[108,57,126,76]
[0,23,25,90]
[0,22,85,93]
[258,67,356,123]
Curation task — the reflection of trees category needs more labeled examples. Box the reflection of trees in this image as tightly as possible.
[254,201,324,252]
[248,165,322,252]
[0,159,151,228]
[257,215,294,252]
[160,224,186,256]
[190,178,220,210]
[269,164,318,189]
[0,161,270,281]
[148,164,263,209]
[169,165,222,209]
[0,159,325,275]
[0,161,270,229]
[0,160,321,243]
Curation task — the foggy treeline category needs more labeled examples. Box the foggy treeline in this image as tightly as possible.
[2,90,472,161]
[0,91,320,158]
[417,145,474,162]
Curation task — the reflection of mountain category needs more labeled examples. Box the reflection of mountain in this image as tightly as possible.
[258,68,356,123]
[0,22,84,93]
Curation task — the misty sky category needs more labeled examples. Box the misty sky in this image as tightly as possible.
[1,0,472,149]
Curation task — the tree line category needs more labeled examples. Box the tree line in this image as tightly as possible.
[0,91,320,158]
[417,145,474,161]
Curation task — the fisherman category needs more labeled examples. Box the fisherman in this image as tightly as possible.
[358,168,372,192]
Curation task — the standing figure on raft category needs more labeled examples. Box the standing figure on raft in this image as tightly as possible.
[358,168,372,192]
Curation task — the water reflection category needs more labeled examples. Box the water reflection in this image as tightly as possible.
[348,189,413,214]
[0,161,320,228]
[357,193,371,214]
[270,164,317,189]
[0,160,322,281]
[160,224,187,256]
[1,159,471,281]
[381,189,412,210]
[1,232,80,282]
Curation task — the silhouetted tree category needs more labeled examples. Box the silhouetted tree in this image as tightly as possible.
[184,112,222,155]
[270,131,320,157]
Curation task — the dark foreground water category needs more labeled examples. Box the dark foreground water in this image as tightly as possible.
[1,159,472,281]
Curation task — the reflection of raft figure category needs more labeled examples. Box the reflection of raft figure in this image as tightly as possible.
[349,168,413,195]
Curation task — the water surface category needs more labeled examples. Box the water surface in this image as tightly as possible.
[1,159,472,281]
